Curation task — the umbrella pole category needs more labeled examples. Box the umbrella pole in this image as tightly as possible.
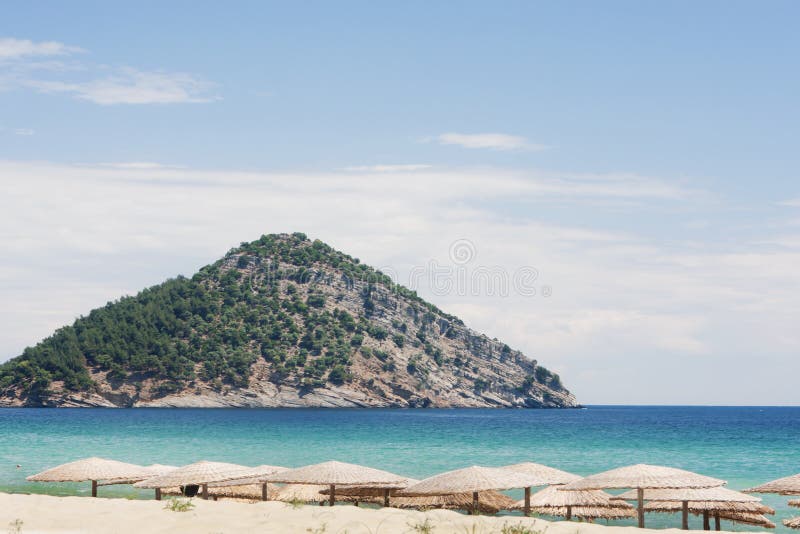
[155,488,162,501]
[202,483,208,500]
[681,500,689,530]
[472,491,479,515]
[566,505,572,521]
[91,480,98,497]
[637,487,645,528]
[383,488,390,507]
[714,513,720,531]
[702,510,710,531]
[524,486,531,517]
[261,482,268,501]
[329,484,335,507]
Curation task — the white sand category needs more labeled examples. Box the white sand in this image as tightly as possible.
[0,493,732,534]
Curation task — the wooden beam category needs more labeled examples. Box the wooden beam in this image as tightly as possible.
[637,488,645,528]
[383,488,390,507]
[566,505,573,521]
[261,482,268,501]
[714,513,720,531]
[329,484,335,507]
[703,510,710,531]
[155,488,162,501]
[472,491,479,516]
[91,480,98,498]
[682,500,689,530]
[202,483,208,500]
[524,487,531,517]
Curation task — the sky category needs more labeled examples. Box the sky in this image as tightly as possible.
[1,1,799,405]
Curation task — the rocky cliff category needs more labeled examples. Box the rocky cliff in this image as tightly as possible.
[0,233,578,408]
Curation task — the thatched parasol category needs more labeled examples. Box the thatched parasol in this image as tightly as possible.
[611,485,759,531]
[163,483,280,501]
[319,479,419,507]
[511,485,629,520]
[208,465,287,501]
[501,462,581,516]
[400,466,536,515]
[561,464,725,528]
[272,483,329,504]
[790,499,800,508]
[745,474,800,496]
[785,517,800,529]
[391,490,516,514]
[717,512,775,529]
[133,461,251,500]
[26,457,148,497]
[644,500,775,531]
[264,461,407,507]
[532,505,637,521]
[98,464,177,487]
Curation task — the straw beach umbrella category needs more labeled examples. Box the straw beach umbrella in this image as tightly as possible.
[745,474,800,495]
[26,457,148,497]
[208,464,286,501]
[272,484,328,504]
[392,490,516,514]
[532,505,637,521]
[134,461,250,500]
[643,500,774,531]
[513,485,628,521]
[790,499,800,508]
[264,461,407,507]
[401,466,535,515]
[320,479,418,507]
[717,512,775,529]
[501,462,581,516]
[562,464,725,528]
[785,517,800,529]
[98,464,177,487]
[612,486,761,530]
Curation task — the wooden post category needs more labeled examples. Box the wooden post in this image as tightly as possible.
[91,480,98,497]
[329,484,335,507]
[637,488,645,528]
[682,500,689,530]
[524,487,531,517]
[714,513,720,531]
[566,505,573,521]
[383,488,390,507]
[202,483,208,500]
[702,510,710,531]
[261,482,268,501]
[155,488,162,501]
[472,491,479,516]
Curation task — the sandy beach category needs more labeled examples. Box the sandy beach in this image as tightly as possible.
[0,492,718,534]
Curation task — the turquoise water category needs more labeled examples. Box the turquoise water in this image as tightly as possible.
[1,406,798,531]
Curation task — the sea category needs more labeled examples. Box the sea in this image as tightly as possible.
[1,406,798,531]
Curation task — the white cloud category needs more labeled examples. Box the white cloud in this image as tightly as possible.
[13,128,34,136]
[25,68,217,105]
[0,37,83,60]
[0,160,797,405]
[343,164,433,172]
[433,132,548,151]
[779,198,800,208]
[0,37,217,105]
[95,162,185,170]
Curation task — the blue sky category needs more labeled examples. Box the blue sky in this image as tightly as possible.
[1,1,799,404]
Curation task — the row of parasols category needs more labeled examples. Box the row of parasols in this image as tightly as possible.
[25,459,800,531]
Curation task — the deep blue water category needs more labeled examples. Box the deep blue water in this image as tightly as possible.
[1,406,798,530]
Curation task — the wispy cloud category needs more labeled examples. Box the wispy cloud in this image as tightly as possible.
[14,128,35,136]
[432,132,548,152]
[343,164,433,172]
[778,198,800,208]
[23,68,217,105]
[0,37,217,105]
[0,37,83,60]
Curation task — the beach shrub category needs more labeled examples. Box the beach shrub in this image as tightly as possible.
[408,517,435,533]
[500,523,544,534]
[164,498,194,512]
[8,519,23,534]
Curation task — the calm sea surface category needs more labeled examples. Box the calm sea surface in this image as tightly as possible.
[1,406,798,531]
